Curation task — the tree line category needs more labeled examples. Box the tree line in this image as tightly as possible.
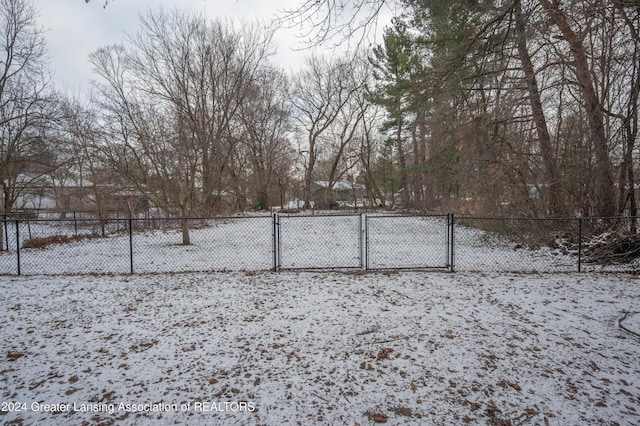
[2,0,639,245]
[364,0,640,218]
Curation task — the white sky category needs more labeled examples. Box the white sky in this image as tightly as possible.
[35,0,326,95]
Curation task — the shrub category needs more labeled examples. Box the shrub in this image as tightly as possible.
[22,233,100,249]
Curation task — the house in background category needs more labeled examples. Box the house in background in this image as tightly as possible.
[11,173,148,217]
[311,180,367,209]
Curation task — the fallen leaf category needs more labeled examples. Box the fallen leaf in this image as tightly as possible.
[371,413,388,423]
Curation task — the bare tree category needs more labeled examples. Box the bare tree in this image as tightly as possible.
[91,44,201,245]
[239,66,293,210]
[51,96,118,233]
[513,0,564,215]
[315,58,369,208]
[357,103,386,207]
[0,0,53,249]
[538,0,615,217]
[126,9,275,213]
[611,3,640,223]
[291,54,366,209]
[91,9,276,243]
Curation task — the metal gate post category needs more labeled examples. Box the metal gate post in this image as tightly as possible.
[365,214,370,270]
[360,213,366,271]
[128,218,134,274]
[15,220,21,276]
[272,213,281,271]
[272,213,276,271]
[449,213,455,272]
[446,213,451,268]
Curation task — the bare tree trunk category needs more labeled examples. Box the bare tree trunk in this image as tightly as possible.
[362,161,384,208]
[396,115,409,208]
[303,143,316,209]
[180,219,191,245]
[179,216,190,245]
[86,156,107,237]
[616,4,640,230]
[539,0,615,217]
[515,0,564,216]
[0,184,6,251]
[411,108,429,209]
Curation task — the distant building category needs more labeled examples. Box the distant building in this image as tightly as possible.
[311,181,367,209]
[10,173,147,217]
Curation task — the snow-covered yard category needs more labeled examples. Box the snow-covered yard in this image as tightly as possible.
[1,271,639,425]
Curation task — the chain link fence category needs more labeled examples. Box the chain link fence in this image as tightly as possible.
[1,214,638,275]
[0,216,273,275]
[276,214,363,270]
[454,217,579,273]
[365,214,452,270]
[454,216,640,273]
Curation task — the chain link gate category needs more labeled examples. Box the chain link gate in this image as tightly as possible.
[364,214,453,271]
[273,214,363,270]
[272,213,454,271]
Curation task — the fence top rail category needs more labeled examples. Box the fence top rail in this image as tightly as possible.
[276,212,363,218]
[130,215,273,221]
[276,212,454,219]
[366,213,450,219]
[1,215,273,223]
[455,215,636,222]
[4,213,636,223]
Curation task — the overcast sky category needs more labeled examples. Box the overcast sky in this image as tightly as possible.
[36,0,329,95]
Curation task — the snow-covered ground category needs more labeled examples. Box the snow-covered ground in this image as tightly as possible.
[3,214,631,275]
[1,271,639,425]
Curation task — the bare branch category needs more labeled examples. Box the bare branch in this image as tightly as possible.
[278,0,399,50]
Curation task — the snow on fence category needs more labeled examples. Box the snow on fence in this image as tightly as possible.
[0,214,638,275]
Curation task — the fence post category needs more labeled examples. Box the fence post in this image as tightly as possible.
[128,218,134,274]
[446,213,451,268]
[360,213,366,271]
[272,213,276,271]
[365,214,370,270]
[73,211,78,237]
[272,213,280,271]
[577,217,583,273]
[3,215,8,251]
[449,213,455,273]
[15,220,21,276]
